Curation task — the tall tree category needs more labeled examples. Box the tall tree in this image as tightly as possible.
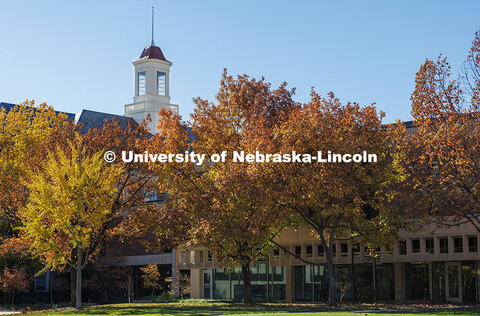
[271,92,402,306]
[0,101,68,242]
[395,28,480,230]
[146,71,296,303]
[20,136,122,309]
[29,117,156,307]
[0,101,70,305]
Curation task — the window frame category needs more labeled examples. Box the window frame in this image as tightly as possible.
[453,237,463,253]
[157,71,166,96]
[137,71,146,96]
[425,238,434,254]
[468,236,478,253]
[439,237,448,254]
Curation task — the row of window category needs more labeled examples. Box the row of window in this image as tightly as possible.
[180,250,213,265]
[273,243,354,260]
[137,71,166,96]
[398,236,478,255]
[274,236,480,260]
[190,236,479,265]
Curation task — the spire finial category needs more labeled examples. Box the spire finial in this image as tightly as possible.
[151,5,155,46]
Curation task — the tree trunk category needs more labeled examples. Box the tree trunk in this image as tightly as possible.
[11,290,14,306]
[241,264,252,304]
[127,275,132,303]
[70,268,76,307]
[76,247,83,310]
[351,246,355,302]
[50,272,53,305]
[326,247,337,306]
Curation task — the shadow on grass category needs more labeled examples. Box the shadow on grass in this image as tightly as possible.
[37,302,480,316]
[65,302,325,315]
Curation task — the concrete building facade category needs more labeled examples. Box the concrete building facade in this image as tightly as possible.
[178,221,480,302]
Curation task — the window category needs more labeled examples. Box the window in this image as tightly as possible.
[295,245,302,258]
[199,250,204,263]
[341,243,348,257]
[425,238,434,254]
[469,236,478,252]
[208,250,213,262]
[399,240,407,255]
[180,251,186,264]
[454,237,463,253]
[317,245,324,258]
[306,245,313,258]
[440,237,448,253]
[273,247,280,260]
[137,71,146,95]
[145,189,164,203]
[412,239,420,253]
[157,71,166,96]
[34,271,49,292]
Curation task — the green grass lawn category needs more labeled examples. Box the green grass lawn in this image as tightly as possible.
[26,300,480,316]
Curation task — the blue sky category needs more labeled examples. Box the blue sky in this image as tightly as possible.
[0,1,479,123]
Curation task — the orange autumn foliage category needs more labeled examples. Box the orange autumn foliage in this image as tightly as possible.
[394,28,480,229]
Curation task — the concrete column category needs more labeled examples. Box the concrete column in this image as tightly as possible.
[394,262,405,301]
[285,266,294,302]
[190,269,203,299]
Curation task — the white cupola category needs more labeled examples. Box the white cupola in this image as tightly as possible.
[124,8,178,134]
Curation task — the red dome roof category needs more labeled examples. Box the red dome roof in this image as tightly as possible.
[139,45,167,61]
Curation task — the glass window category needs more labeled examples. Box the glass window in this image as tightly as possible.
[199,250,204,263]
[317,245,324,258]
[432,262,445,300]
[35,271,49,292]
[462,261,476,302]
[137,71,146,95]
[270,266,286,300]
[454,237,463,253]
[412,239,420,253]
[208,250,213,262]
[425,238,434,254]
[203,271,211,299]
[180,251,186,264]
[295,246,302,258]
[341,243,348,257]
[469,236,478,252]
[375,263,395,300]
[273,247,280,259]
[440,238,448,253]
[157,71,166,96]
[306,245,313,258]
[213,268,229,299]
[399,240,407,255]
[405,262,430,300]
[294,266,313,301]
